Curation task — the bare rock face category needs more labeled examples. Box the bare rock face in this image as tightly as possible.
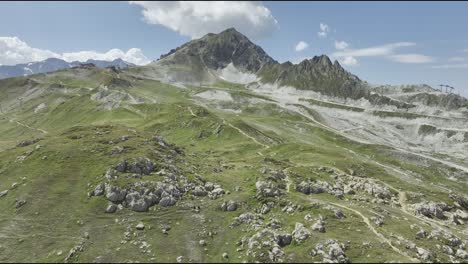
[159,28,277,74]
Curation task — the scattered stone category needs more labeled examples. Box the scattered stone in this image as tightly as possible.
[370,216,384,226]
[83,232,90,239]
[15,199,26,208]
[222,252,228,259]
[136,222,145,230]
[10,182,18,189]
[416,247,431,261]
[17,138,41,147]
[105,203,117,213]
[209,187,225,199]
[199,240,206,246]
[456,249,468,259]
[92,184,104,196]
[311,219,326,233]
[176,256,184,263]
[415,229,426,239]
[111,146,124,155]
[0,190,8,197]
[334,208,345,219]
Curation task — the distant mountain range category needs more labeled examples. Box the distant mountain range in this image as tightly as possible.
[0,58,134,79]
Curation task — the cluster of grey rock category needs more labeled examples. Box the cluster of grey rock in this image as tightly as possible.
[294,167,393,203]
[239,228,292,262]
[90,154,225,213]
[311,239,349,263]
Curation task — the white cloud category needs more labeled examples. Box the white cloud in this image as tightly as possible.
[129,1,278,40]
[448,57,465,62]
[387,54,434,64]
[430,63,468,69]
[62,48,150,65]
[295,41,308,52]
[317,23,329,38]
[332,42,416,57]
[334,40,349,50]
[0,36,150,66]
[332,42,434,64]
[340,56,358,66]
[0,37,60,65]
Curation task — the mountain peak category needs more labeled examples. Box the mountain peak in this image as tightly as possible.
[158,28,277,73]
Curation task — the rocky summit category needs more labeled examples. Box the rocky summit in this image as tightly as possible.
[0,26,467,264]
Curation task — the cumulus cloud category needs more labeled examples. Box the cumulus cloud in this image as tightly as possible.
[332,42,433,64]
[317,23,329,38]
[129,1,278,40]
[0,37,60,65]
[0,36,150,66]
[295,41,308,52]
[387,54,434,64]
[62,48,150,65]
[339,56,358,66]
[334,40,348,50]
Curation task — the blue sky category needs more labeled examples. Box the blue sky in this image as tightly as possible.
[0,1,467,96]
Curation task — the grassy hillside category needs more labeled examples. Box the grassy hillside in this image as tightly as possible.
[0,67,466,263]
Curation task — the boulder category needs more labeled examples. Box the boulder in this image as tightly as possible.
[415,229,426,239]
[192,186,207,196]
[334,209,345,219]
[296,181,311,194]
[15,199,26,208]
[416,247,431,261]
[292,222,311,242]
[256,181,281,198]
[0,190,8,197]
[105,185,127,203]
[92,184,104,196]
[275,233,292,247]
[136,222,145,230]
[311,220,326,233]
[413,201,448,219]
[105,203,117,213]
[159,196,177,207]
[221,200,238,211]
[456,249,468,259]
